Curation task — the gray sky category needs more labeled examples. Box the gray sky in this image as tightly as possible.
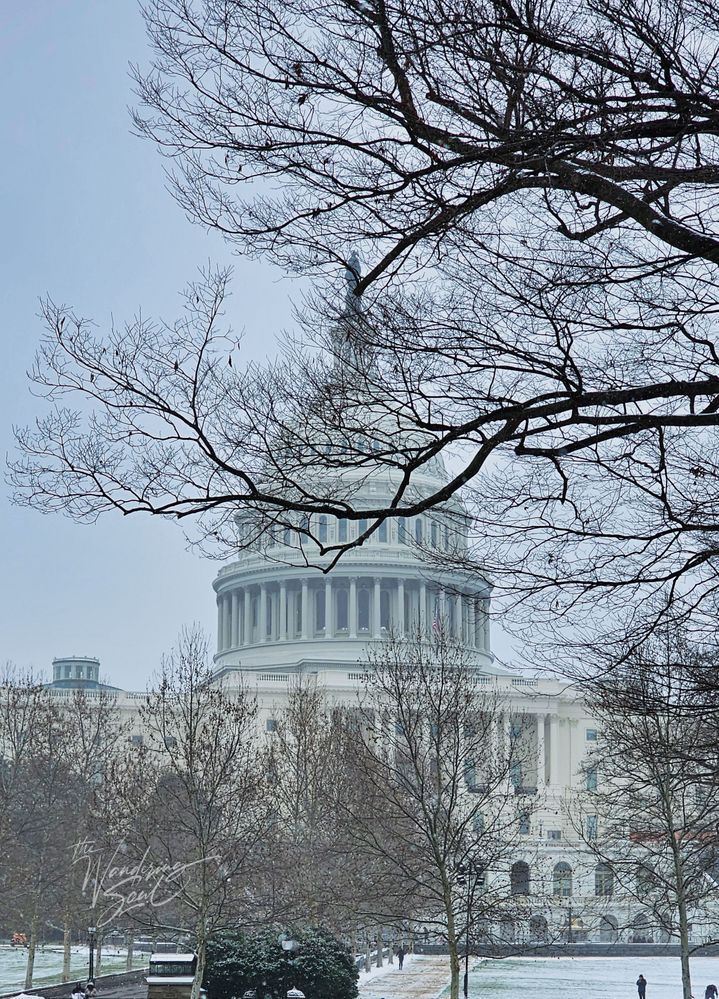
[1,3,294,689]
[1,3,515,689]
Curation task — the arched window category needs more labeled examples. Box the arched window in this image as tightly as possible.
[510,861,530,896]
[336,589,349,631]
[358,588,370,631]
[415,518,424,543]
[599,916,618,943]
[553,862,573,897]
[358,518,368,538]
[315,590,325,633]
[380,589,391,630]
[318,515,328,543]
[431,520,438,547]
[398,520,409,544]
[378,520,388,542]
[631,912,652,944]
[338,518,348,543]
[595,863,614,897]
[636,863,655,893]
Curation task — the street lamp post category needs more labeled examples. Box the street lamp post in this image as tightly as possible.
[455,861,484,999]
[88,926,97,981]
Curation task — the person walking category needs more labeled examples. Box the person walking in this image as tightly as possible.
[637,974,647,999]
[396,945,406,971]
[705,985,718,999]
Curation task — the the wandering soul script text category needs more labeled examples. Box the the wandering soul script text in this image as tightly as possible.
[72,838,220,925]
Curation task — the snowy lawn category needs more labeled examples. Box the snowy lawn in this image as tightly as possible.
[459,955,719,999]
[0,946,144,995]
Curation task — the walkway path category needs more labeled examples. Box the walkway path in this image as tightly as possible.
[358,955,451,999]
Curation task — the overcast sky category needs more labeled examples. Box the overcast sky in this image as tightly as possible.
[1,3,296,689]
[1,3,515,690]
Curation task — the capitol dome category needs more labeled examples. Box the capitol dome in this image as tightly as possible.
[212,436,493,678]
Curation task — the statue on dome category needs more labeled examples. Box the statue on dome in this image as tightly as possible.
[343,249,362,316]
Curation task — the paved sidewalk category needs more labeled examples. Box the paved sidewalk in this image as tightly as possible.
[358,955,451,999]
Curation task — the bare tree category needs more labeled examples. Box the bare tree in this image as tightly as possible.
[96,629,270,999]
[0,670,125,988]
[573,629,719,999]
[336,632,537,999]
[265,678,360,930]
[14,0,719,649]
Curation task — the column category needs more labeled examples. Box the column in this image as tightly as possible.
[536,714,546,788]
[455,592,463,642]
[549,714,560,785]
[482,598,490,650]
[397,579,405,636]
[231,591,239,648]
[243,588,251,646]
[494,711,505,765]
[217,597,223,652]
[419,581,427,636]
[373,578,381,638]
[222,595,232,650]
[259,585,267,642]
[271,589,278,640]
[324,579,332,639]
[279,584,287,641]
[288,587,296,639]
[349,578,357,638]
[301,580,309,639]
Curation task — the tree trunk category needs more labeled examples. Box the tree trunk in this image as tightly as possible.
[95,931,103,979]
[445,898,460,999]
[670,838,693,999]
[364,936,371,973]
[24,915,39,990]
[62,914,72,982]
[375,931,383,967]
[191,920,207,999]
[126,933,134,972]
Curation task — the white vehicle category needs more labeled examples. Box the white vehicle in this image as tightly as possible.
[146,952,198,999]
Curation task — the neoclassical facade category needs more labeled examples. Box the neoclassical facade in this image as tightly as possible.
[43,452,718,949]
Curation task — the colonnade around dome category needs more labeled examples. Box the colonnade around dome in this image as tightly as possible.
[215,572,490,653]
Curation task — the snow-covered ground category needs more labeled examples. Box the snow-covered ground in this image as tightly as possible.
[464,955,719,999]
[0,946,144,995]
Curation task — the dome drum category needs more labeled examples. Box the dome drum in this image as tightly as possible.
[214,569,491,668]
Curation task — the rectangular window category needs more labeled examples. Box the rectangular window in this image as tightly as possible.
[398,520,408,544]
[465,760,477,789]
[586,814,598,840]
[519,812,530,835]
[378,520,388,542]
[473,813,485,835]
[130,735,143,747]
[586,768,598,792]
[266,718,277,733]
[586,728,598,741]
[338,518,348,542]
[547,829,562,841]
[358,518,368,538]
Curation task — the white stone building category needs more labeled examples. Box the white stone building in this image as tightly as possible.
[44,452,718,948]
